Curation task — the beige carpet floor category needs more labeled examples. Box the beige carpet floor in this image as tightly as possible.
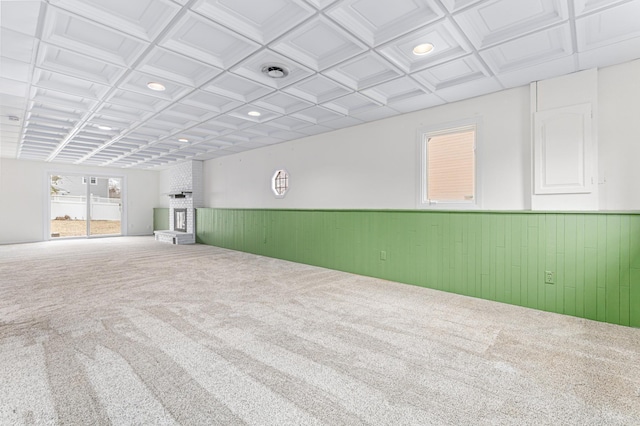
[0,236,639,425]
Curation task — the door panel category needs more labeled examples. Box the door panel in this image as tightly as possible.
[50,174,88,238]
[90,177,122,236]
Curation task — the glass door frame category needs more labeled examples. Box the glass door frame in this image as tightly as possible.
[45,171,127,240]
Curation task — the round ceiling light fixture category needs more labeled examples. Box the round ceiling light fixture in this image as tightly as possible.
[97,125,112,131]
[178,138,189,143]
[261,64,289,79]
[147,81,166,91]
[247,111,261,117]
[412,43,435,56]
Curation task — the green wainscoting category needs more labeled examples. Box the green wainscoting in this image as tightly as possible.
[196,209,640,328]
[153,208,170,231]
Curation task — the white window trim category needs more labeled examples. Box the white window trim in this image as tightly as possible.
[271,168,290,199]
[416,118,482,210]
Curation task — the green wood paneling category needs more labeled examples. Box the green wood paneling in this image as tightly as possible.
[196,209,640,328]
[153,208,169,231]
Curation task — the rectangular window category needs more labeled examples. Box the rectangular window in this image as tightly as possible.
[419,122,478,208]
[82,177,98,185]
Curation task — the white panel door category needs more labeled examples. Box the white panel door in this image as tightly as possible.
[534,103,593,195]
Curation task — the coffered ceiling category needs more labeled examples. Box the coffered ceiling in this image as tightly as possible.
[1,0,639,169]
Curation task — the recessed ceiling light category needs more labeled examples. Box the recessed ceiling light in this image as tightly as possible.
[412,43,434,56]
[97,125,112,131]
[248,111,261,117]
[178,138,189,143]
[147,82,166,91]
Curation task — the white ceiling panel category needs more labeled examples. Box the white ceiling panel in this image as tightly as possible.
[96,103,154,122]
[50,0,181,41]
[378,21,472,73]
[1,28,38,63]
[159,12,260,68]
[454,0,568,49]
[361,76,430,105]
[282,74,352,104]
[411,55,492,91]
[0,78,29,98]
[133,123,175,139]
[290,123,332,136]
[107,89,171,112]
[573,0,629,16]
[326,0,444,46]
[305,0,340,10]
[323,52,403,90]
[495,55,576,88]
[578,36,640,70]
[29,104,85,121]
[203,73,273,103]
[388,92,446,114]
[480,24,573,74]
[31,87,97,111]
[221,131,255,144]
[41,8,149,67]
[323,115,363,130]
[440,0,487,13]
[138,48,223,87]
[236,140,274,150]
[32,69,111,99]
[2,0,639,168]
[262,116,314,132]
[192,0,315,44]
[0,58,31,83]
[144,119,193,139]
[207,114,255,131]
[180,90,242,114]
[271,16,368,71]
[291,105,344,124]
[350,106,399,122]
[163,102,218,123]
[435,76,503,102]
[254,92,314,115]
[263,129,307,141]
[1,1,41,37]
[322,93,381,115]
[191,120,235,136]
[576,1,640,51]
[36,44,127,86]
[0,99,26,124]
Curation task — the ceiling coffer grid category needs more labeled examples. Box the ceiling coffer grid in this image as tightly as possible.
[1,0,640,168]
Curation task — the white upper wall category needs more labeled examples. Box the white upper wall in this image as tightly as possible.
[0,158,160,244]
[203,60,640,211]
[157,168,171,208]
[598,59,640,210]
[204,85,530,210]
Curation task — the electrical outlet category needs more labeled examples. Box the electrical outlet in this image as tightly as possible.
[380,251,387,261]
[545,271,554,284]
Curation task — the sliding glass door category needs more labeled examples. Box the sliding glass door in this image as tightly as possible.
[49,174,122,239]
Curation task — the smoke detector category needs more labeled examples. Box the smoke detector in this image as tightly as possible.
[261,64,289,79]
